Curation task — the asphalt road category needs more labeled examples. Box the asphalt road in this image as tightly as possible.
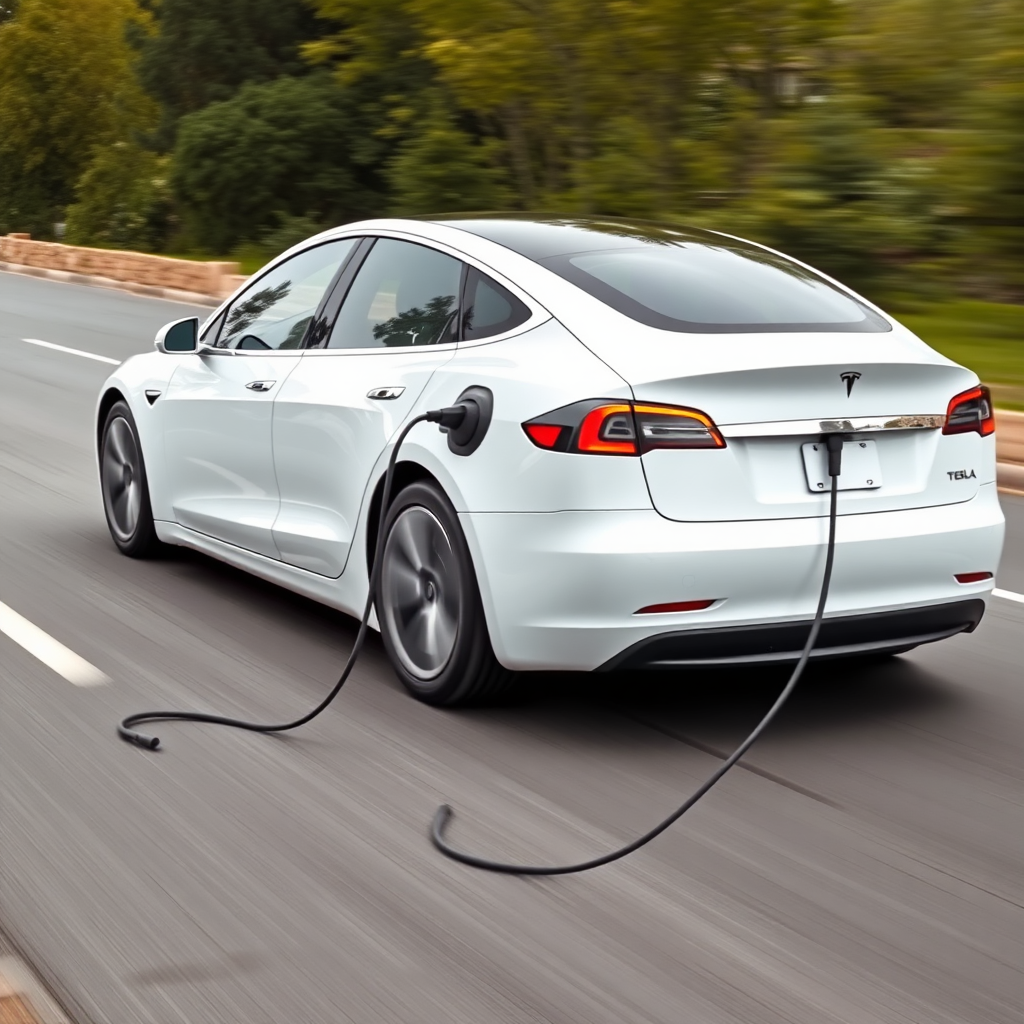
[1,270,1021,1024]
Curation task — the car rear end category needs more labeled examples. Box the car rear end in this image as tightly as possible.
[439,218,1005,672]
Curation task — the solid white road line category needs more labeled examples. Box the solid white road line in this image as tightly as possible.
[0,600,110,686]
[21,337,120,365]
[993,588,1024,605]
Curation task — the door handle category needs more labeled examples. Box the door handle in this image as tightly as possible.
[246,381,275,392]
[367,386,405,400]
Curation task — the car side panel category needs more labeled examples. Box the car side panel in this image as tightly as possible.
[408,319,651,514]
[95,351,184,521]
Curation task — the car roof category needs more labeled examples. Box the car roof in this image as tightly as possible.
[428,215,730,261]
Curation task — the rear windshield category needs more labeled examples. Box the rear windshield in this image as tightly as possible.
[541,243,890,334]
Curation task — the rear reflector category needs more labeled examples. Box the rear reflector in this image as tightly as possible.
[524,423,563,448]
[635,599,715,614]
[954,571,993,584]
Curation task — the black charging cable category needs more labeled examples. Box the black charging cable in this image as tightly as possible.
[120,419,844,881]
[429,433,845,874]
[117,406,468,750]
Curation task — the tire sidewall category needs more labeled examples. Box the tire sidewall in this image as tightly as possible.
[101,400,158,557]
[377,480,492,705]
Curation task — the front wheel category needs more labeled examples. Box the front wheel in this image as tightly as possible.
[377,481,515,706]
[100,400,162,558]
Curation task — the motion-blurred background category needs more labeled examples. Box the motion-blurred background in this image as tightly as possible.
[0,0,1022,404]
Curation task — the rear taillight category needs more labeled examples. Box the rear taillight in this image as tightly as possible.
[523,400,725,455]
[943,385,995,436]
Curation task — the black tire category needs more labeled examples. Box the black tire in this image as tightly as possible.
[100,400,162,558]
[377,480,515,706]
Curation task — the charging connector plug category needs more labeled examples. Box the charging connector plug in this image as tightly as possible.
[825,433,844,479]
[426,405,468,429]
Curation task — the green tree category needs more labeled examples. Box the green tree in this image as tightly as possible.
[387,99,511,214]
[0,0,155,235]
[945,0,1024,294]
[65,142,171,250]
[715,98,948,296]
[171,73,386,251]
[134,0,319,124]
[842,0,980,128]
[310,0,731,213]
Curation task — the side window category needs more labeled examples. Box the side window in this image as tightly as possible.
[462,267,531,340]
[214,239,356,350]
[327,238,462,349]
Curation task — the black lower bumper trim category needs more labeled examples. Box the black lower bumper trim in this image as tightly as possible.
[599,599,986,672]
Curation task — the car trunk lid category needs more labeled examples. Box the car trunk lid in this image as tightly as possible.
[579,329,985,521]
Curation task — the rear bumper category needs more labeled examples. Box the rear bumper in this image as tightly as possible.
[460,483,1004,672]
[599,599,985,671]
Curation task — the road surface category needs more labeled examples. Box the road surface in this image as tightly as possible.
[1,271,1021,1024]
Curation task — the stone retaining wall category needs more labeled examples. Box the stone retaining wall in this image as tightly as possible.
[996,409,1024,466]
[0,233,242,300]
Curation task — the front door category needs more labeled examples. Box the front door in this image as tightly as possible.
[272,237,464,576]
[161,238,357,557]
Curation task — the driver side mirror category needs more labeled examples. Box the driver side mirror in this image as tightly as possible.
[155,317,199,354]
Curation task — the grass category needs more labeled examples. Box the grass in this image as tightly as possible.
[893,300,1024,410]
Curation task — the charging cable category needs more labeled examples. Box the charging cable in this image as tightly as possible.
[117,406,467,750]
[429,433,845,874]
[119,412,844,881]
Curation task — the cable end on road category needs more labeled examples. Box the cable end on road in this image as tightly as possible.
[118,725,160,750]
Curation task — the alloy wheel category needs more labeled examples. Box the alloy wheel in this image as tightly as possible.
[380,505,460,681]
[102,416,143,542]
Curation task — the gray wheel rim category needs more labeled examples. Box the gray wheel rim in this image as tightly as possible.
[380,505,460,681]
[102,416,142,542]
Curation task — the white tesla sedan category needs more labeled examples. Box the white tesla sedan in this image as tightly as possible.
[95,217,1004,704]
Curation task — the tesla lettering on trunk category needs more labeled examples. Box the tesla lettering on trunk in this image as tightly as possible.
[948,469,977,480]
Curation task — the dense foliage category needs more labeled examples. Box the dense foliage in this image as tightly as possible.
[0,0,1021,299]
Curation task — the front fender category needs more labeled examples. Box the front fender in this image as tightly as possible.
[95,352,181,519]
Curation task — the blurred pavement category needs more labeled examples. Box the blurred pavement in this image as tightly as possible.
[0,271,1021,1024]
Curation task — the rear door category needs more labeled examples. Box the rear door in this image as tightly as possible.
[161,238,357,556]
[271,237,463,577]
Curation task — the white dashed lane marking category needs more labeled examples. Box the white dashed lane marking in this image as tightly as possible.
[0,600,110,686]
[993,588,1024,605]
[21,337,120,365]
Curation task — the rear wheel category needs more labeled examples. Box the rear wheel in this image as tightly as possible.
[100,401,162,558]
[377,480,515,706]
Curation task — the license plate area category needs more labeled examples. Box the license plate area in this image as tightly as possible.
[802,439,882,492]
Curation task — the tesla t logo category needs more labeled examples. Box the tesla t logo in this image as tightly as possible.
[840,371,862,396]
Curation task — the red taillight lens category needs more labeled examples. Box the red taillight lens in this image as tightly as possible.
[635,599,715,614]
[954,571,993,584]
[523,400,725,455]
[524,423,563,448]
[943,385,995,436]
